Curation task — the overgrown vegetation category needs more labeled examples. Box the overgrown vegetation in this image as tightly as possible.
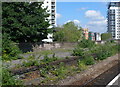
[5,41,120,85]
[77,39,95,48]
[73,41,119,61]
[2,68,22,86]
[2,34,22,60]
[22,55,59,67]
[82,55,95,65]
[38,54,95,84]
[39,62,87,84]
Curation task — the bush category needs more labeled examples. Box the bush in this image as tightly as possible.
[40,68,48,77]
[77,60,86,71]
[95,45,117,60]
[118,45,120,52]
[22,55,58,67]
[73,41,119,61]
[22,60,40,67]
[2,68,22,86]
[83,56,95,65]
[77,39,95,48]
[41,55,58,64]
[2,34,22,60]
[97,52,107,60]
[51,63,67,79]
[72,48,84,56]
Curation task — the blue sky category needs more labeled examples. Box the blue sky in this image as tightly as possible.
[56,2,108,33]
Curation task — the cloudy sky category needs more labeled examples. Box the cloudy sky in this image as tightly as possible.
[56,2,108,33]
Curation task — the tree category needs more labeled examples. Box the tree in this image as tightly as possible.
[101,33,112,41]
[54,22,82,42]
[2,2,50,42]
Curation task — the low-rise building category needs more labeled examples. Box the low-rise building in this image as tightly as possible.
[89,32,95,41]
[94,32,101,41]
[82,28,89,40]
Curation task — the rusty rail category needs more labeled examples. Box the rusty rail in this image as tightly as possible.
[11,54,97,75]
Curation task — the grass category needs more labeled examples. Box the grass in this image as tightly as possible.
[24,48,72,55]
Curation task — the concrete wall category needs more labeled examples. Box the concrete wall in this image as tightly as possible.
[17,42,76,53]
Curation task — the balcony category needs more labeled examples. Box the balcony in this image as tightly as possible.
[51,6,55,10]
[51,16,55,19]
[109,12,115,15]
[51,2,55,6]
[51,10,55,13]
[51,12,55,15]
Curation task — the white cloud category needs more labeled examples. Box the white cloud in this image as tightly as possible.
[65,20,72,24]
[85,10,107,33]
[73,20,81,24]
[85,10,105,20]
[77,7,87,11]
[88,19,107,25]
[64,19,81,25]
[86,23,107,33]
[56,13,61,19]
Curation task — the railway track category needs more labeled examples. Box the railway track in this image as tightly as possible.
[11,54,97,75]
[73,62,120,86]
[10,56,80,75]
[10,53,119,85]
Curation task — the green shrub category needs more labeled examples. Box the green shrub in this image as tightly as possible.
[2,34,22,60]
[77,60,86,71]
[72,48,84,56]
[83,56,95,65]
[118,45,120,52]
[2,68,22,86]
[23,59,39,67]
[77,39,95,48]
[22,55,59,67]
[96,50,108,60]
[51,63,67,79]
[40,68,48,77]
[41,55,58,64]
[72,39,95,56]
[74,42,119,61]
[94,44,118,60]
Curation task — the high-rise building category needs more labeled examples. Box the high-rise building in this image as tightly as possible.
[107,1,120,39]
[42,0,56,28]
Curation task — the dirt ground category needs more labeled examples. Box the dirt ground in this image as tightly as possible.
[57,54,119,85]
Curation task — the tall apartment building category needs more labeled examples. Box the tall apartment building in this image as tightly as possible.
[107,1,120,39]
[42,0,56,28]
